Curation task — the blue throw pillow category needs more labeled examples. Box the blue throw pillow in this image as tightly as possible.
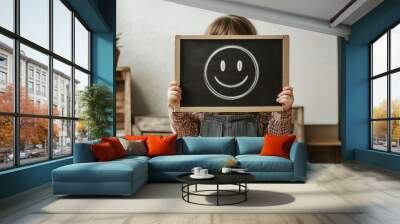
[73,139,100,163]
[179,137,235,155]
[236,137,264,155]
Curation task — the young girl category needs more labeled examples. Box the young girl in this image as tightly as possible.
[168,15,294,137]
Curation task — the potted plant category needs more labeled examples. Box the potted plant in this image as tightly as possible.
[79,84,113,140]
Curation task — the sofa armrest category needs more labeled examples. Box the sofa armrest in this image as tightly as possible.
[73,140,100,163]
[289,142,307,181]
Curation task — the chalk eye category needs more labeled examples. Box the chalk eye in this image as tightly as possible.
[220,60,226,72]
[237,60,243,72]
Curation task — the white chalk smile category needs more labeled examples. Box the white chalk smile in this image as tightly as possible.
[214,75,248,88]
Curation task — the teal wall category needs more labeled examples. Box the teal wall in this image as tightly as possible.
[0,0,116,200]
[342,0,400,171]
[0,158,72,199]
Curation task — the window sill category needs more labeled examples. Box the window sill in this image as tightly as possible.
[0,156,72,176]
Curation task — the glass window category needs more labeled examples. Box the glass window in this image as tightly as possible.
[20,44,49,115]
[28,81,34,93]
[74,69,89,118]
[53,59,72,117]
[0,116,14,169]
[41,85,46,96]
[0,35,13,113]
[53,0,72,60]
[53,119,72,157]
[19,117,49,165]
[0,54,7,67]
[0,0,92,170]
[372,76,387,119]
[372,33,387,76]
[75,120,88,143]
[391,24,400,70]
[74,18,89,70]
[28,67,34,79]
[372,121,388,151]
[391,120,400,153]
[36,84,40,95]
[20,0,49,49]
[371,23,400,154]
[391,72,400,118]
[0,0,14,31]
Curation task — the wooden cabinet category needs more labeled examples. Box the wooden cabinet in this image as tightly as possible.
[116,67,132,135]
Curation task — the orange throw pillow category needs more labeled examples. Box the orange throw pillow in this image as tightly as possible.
[260,134,296,159]
[146,135,177,157]
[101,137,126,158]
[91,142,117,161]
[125,135,148,141]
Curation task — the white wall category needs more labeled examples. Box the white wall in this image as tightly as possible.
[117,0,339,124]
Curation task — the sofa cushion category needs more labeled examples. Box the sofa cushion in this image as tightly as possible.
[235,137,263,155]
[53,158,147,183]
[101,137,127,158]
[178,137,235,155]
[91,142,118,162]
[73,140,100,163]
[236,155,293,172]
[147,135,177,157]
[260,134,296,159]
[149,154,235,172]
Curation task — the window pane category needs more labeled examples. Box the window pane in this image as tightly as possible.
[20,0,49,49]
[74,69,89,118]
[74,18,89,69]
[372,121,388,151]
[53,0,72,60]
[20,44,49,115]
[75,120,88,143]
[0,0,13,31]
[20,117,49,165]
[372,33,387,76]
[392,24,400,70]
[391,72,400,118]
[53,119,72,157]
[372,76,387,119]
[0,116,13,170]
[53,59,72,117]
[391,120,400,153]
[0,35,14,112]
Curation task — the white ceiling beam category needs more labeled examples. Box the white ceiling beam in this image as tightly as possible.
[164,0,351,38]
[330,0,368,27]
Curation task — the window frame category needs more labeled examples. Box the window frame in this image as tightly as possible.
[0,0,92,171]
[370,20,400,154]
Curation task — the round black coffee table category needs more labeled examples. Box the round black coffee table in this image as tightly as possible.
[177,173,255,206]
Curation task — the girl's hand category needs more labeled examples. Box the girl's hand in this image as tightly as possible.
[276,86,294,111]
[167,81,182,108]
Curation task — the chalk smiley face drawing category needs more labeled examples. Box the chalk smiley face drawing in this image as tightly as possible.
[204,45,259,100]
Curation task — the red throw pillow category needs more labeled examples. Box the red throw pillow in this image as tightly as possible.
[91,142,117,161]
[101,137,126,158]
[260,134,296,159]
[146,135,177,157]
[125,135,148,141]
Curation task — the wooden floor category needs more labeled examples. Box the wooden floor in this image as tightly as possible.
[1,162,400,224]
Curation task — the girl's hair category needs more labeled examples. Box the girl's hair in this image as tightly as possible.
[205,15,257,35]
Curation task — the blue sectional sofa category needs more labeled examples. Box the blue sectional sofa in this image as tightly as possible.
[52,137,307,196]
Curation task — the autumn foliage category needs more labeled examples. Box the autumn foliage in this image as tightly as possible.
[372,99,400,142]
[0,85,59,151]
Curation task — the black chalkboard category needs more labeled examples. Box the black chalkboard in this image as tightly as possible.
[175,35,289,112]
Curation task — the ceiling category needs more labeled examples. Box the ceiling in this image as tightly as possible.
[165,0,384,37]
[226,0,353,24]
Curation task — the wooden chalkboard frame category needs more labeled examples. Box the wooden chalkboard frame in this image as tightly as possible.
[175,35,289,112]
